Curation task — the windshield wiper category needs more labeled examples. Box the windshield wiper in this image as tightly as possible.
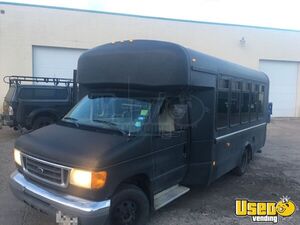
[62,117,79,127]
[63,117,78,121]
[92,119,128,135]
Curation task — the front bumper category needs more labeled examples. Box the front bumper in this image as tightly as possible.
[10,171,110,225]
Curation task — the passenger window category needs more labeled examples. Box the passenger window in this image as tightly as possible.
[217,78,230,128]
[55,89,69,99]
[230,81,241,125]
[219,79,229,89]
[250,84,258,121]
[241,82,250,123]
[258,85,265,118]
[19,88,34,99]
[35,88,68,100]
[158,98,187,133]
[19,88,68,100]
[35,89,56,99]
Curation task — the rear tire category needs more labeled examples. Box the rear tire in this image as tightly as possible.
[233,149,249,176]
[109,184,150,225]
[32,116,54,130]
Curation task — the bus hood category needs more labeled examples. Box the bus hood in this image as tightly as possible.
[14,124,140,170]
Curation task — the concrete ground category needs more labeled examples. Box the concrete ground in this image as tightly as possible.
[0,119,299,225]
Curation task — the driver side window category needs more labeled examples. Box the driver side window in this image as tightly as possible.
[159,102,176,133]
[158,97,187,133]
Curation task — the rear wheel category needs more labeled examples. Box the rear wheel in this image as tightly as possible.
[233,149,249,176]
[32,116,54,130]
[109,184,149,225]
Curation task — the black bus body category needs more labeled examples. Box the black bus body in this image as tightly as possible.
[10,40,269,225]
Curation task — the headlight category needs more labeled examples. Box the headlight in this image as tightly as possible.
[70,169,107,189]
[14,149,22,166]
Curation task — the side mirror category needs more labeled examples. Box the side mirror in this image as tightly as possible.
[268,102,273,115]
[267,102,273,123]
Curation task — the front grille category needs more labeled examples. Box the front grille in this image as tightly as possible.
[22,154,70,188]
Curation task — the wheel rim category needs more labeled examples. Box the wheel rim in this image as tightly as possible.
[112,200,138,225]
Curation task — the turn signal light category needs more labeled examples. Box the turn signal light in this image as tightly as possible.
[92,171,107,189]
[70,169,107,189]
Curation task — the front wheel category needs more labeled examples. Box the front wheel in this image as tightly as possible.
[109,184,150,225]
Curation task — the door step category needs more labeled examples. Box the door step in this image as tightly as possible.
[154,184,190,210]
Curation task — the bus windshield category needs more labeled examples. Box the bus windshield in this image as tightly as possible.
[62,95,153,134]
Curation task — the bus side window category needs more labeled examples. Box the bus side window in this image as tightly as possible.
[241,82,250,123]
[217,78,229,129]
[230,80,241,126]
[250,84,259,121]
[258,85,265,119]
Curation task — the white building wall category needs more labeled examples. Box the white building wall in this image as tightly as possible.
[0,3,300,115]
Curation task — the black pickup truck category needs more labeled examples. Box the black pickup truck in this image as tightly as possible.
[1,75,76,130]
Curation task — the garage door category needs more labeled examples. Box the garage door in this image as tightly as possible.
[259,60,298,117]
[33,46,86,79]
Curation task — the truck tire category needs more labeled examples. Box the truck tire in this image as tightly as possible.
[233,149,249,176]
[109,184,150,225]
[32,116,54,130]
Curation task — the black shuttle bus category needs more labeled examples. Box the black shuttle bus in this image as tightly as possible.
[10,40,269,225]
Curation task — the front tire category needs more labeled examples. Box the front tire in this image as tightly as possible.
[109,184,150,225]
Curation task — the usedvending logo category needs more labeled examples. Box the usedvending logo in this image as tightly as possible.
[235,196,296,223]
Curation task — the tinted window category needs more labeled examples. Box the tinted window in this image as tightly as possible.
[19,88,68,100]
[242,82,251,91]
[241,91,250,123]
[19,88,34,99]
[250,92,257,121]
[219,79,229,89]
[230,92,240,125]
[258,85,265,118]
[217,91,229,128]
[35,89,56,99]
[250,84,258,121]
[230,83,241,125]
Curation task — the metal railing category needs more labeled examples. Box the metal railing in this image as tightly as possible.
[3,75,74,86]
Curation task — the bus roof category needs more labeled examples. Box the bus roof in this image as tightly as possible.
[77,40,268,87]
[187,48,268,82]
